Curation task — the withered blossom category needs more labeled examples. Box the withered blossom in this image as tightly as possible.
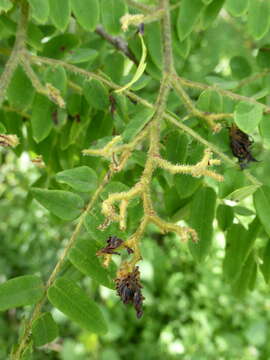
[96,236,133,256]
[0,134,19,148]
[229,124,258,169]
[115,266,144,318]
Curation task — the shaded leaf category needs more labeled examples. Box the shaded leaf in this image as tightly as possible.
[31,94,53,143]
[48,278,107,334]
[83,79,109,110]
[49,0,70,31]
[7,66,34,111]
[31,188,84,221]
[122,107,154,142]
[254,185,270,237]
[28,0,49,23]
[216,204,234,231]
[248,0,270,40]
[226,0,249,16]
[71,0,99,31]
[32,312,59,347]
[177,0,205,40]
[188,187,216,262]
[100,0,127,35]
[0,275,43,311]
[69,239,116,288]
[56,166,97,193]
[234,102,263,134]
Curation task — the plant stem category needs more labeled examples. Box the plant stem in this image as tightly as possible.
[12,169,114,360]
[177,75,270,114]
[0,0,28,107]
[28,55,262,187]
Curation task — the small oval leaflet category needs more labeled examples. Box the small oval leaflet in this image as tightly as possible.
[0,275,44,311]
[48,277,107,334]
[188,187,217,262]
[55,166,98,193]
[70,0,99,31]
[31,188,84,221]
[32,312,59,347]
[68,238,116,289]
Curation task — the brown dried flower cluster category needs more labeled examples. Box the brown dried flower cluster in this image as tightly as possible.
[97,237,144,317]
[229,125,258,168]
[96,236,133,256]
[115,266,144,319]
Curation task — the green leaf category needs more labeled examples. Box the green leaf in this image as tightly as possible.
[32,312,59,347]
[176,37,191,59]
[219,168,246,198]
[260,239,270,284]
[31,94,53,143]
[71,0,99,31]
[256,45,270,68]
[248,0,270,40]
[0,275,43,311]
[216,204,234,231]
[223,224,248,282]
[226,0,249,16]
[104,52,125,83]
[0,0,12,13]
[66,48,98,64]
[84,210,124,242]
[233,206,254,216]
[175,174,202,199]
[28,0,49,23]
[122,107,154,142]
[48,278,107,334]
[49,0,70,31]
[230,56,252,80]
[164,132,189,164]
[43,34,79,60]
[7,66,34,111]
[234,101,263,134]
[188,187,216,262]
[254,185,270,237]
[83,79,109,110]
[101,181,129,200]
[45,65,67,95]
[100,0,127,35]
[69,239,116,288]
[232,251,257,298]
[202,0,225,28]
[177,0,205,40]
[197,89,223,113]
[226,185,260,202]
[56,166,98,193]
[31,188,84,221]
[260,115,270,147]
[145,22,162,70]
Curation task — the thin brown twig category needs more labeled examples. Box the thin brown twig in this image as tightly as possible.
[95,25,138,65]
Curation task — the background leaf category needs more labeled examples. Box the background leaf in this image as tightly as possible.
[31,188,84,221]
[27,0,49,23]
[56,166,98,193]
[32,312,59,347]
[0,275,43,311]
[48,278,107,334]
[71,0,99,31]
[188,187,216,262]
